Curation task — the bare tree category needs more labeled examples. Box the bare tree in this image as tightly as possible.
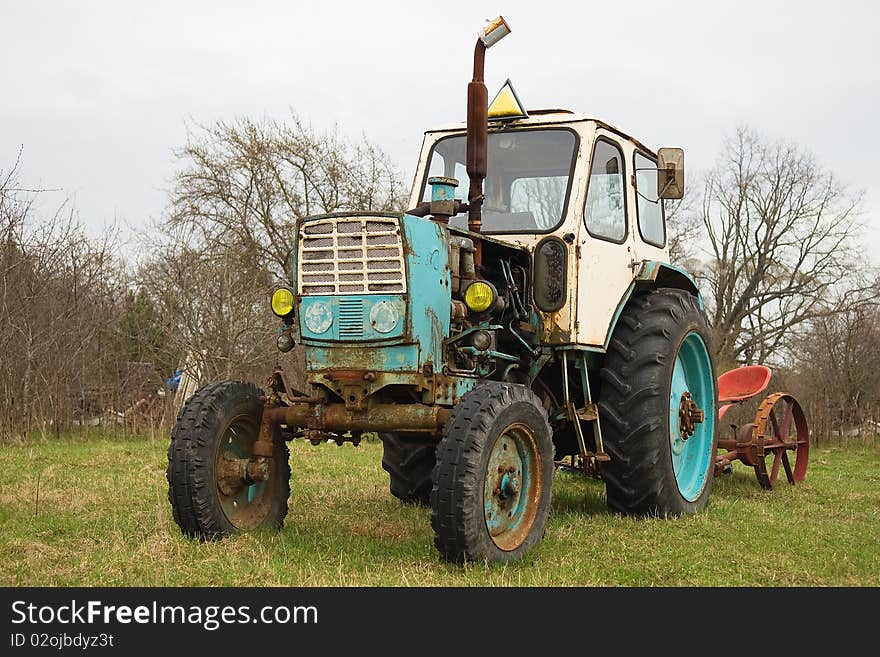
[135,224,285,385]
[1,152,131,437]
[696,126,868,369]
[791,289,880,441]
[169,114,406,279]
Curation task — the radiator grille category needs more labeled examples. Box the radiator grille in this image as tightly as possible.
[298,216,406,295]
[338,298,364,339]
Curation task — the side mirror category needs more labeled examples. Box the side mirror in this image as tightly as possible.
[657,147,685,200]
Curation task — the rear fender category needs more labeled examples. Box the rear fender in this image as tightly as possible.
[600,261,703,350]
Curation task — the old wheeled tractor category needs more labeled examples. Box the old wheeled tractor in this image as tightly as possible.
[167,17,809,562]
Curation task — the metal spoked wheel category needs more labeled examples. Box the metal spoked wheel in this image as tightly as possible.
[483,422,542,552]
[668,332,717,502]
[752,393,809,489]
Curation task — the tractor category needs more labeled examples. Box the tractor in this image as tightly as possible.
[167,16,806,563]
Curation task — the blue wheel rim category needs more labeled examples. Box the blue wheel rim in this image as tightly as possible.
[668,332,715,501]
[483,423,542,551]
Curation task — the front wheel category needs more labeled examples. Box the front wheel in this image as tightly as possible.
[599,288,717,516]
[430,382,554,563]
[167,381,291,539]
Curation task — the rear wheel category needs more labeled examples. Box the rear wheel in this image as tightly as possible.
[379,433,435,506]
[167,381,291,539]
[430,382,554,563]
[599,289,717,516]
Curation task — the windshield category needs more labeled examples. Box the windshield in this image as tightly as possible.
[420,128,577,233]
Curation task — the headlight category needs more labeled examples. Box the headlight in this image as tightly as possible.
[464,281,496,313]
[369,300,400,334]
[271,287,295,318]
[303,301,333,334]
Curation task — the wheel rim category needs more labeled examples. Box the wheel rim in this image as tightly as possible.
[214,414,273,530]
[668,332,716,502]
[483,422,543,551]
[752,393,809,489]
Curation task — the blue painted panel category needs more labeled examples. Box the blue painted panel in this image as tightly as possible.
[305,344,421,372]
[401,213,451,368]
[299,294,406,342]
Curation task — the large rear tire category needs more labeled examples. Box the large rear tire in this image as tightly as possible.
[167,381,291,539]
[379,433,435,506]
[430,382,554,563]
[599,289,717,516]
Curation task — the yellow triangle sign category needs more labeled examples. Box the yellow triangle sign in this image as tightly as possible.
[488,79,528,121]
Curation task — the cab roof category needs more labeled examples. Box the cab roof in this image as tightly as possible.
[424,109,657,158]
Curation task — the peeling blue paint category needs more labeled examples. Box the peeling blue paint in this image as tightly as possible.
[299,294,406,342]
[297,213,453,385]
[305,343,422,373]
[400,213,451,368]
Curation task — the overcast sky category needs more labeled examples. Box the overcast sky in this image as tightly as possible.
[2,0,878,253]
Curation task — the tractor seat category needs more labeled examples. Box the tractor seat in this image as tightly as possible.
[716,365,773,404]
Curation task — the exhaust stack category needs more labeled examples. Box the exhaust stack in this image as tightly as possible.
[466,16,511,262]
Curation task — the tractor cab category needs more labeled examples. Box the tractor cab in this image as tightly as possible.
[410,109,686,348]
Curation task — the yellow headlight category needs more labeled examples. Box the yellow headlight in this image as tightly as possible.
[464,281,495,313]
[271,287,295,317]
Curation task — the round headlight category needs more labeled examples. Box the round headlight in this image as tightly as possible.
[464,281,495,313]
[303,301,333,334]
[271,287,295,317]
[369,300,400,334]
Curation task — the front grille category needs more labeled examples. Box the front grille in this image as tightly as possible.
[298,216,406,295]
[338,298,364,339]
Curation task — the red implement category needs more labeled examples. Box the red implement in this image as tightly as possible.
[717,365,772,420]
[713,365,809,489]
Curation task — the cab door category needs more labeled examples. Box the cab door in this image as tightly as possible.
[574,132,638,347]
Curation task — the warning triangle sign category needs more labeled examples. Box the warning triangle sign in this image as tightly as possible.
[488,79,528,121]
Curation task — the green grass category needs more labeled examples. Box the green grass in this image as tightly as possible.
[0,432,877,586]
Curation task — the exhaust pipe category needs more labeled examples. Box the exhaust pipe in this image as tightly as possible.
[466,16,511,264]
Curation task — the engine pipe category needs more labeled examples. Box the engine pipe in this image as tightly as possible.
[465,16,510,266]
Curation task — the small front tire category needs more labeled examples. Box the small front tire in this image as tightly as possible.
[167,381,291,539]
[430,382,554,563]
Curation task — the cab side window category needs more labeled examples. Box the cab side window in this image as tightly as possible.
[583,139,626,242]
[634,152,666,247]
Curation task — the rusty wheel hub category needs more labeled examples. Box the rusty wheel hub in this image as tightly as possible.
[678,391,705,440]
[213,415,278,531]
[216,454,270,496]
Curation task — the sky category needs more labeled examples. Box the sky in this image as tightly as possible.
[2,0,879,254]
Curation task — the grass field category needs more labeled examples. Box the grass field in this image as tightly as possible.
[0,431,877,586]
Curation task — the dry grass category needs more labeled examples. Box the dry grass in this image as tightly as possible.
[0,432,877,586]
